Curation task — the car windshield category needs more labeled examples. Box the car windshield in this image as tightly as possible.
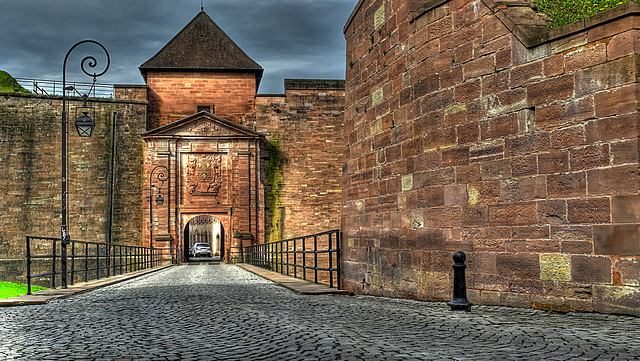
[196,244,209,248]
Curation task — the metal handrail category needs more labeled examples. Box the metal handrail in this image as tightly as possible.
[26,236,180,294]
[243,230,341,289]
[227,247,244,264]
[13,77,115,98]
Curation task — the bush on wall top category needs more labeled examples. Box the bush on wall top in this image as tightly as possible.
[535,0,639,28]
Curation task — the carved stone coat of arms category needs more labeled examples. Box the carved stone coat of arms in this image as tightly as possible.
[186,154,223,203]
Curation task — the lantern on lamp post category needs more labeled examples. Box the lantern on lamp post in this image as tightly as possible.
[149,165,171,265]
[60,40,110,289]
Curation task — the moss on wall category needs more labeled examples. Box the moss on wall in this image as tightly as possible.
[266,135,283,244]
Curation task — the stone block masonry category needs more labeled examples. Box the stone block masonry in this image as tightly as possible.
[146,71,257,129]
[0,90,147,282]
[343,0,640,315]
[255,79,345,241]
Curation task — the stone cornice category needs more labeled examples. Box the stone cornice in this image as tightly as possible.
[0,91,148,105]
[412,0,640,48]
[346,0,640,48]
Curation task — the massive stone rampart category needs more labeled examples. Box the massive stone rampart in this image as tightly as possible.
[255,79,345,242]
[343,0,639,315]
[0,91,147,282]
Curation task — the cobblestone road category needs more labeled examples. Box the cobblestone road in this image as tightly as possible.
[1,265,639,361]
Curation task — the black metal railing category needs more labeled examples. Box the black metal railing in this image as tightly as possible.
[243,230,341,289]
[12,77,115,98]
[26,236,181,294]
[227,247,244,264]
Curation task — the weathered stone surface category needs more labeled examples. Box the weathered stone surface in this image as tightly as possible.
[497,253,539,280]
[593,284,640,316]
[539,253,571,282]
[612,195,640,223]
[146,71,258,128]
[607,30,640,60]
[0,93,147,262]
[571,255,612,284]
[343,0,640,315]
[616,258,640,287]
[574,55,637,96]
[594,224,640,256]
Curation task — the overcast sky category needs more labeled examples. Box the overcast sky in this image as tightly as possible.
[0,0,358,94]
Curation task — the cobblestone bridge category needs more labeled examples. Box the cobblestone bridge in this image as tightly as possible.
[1,265,639,360]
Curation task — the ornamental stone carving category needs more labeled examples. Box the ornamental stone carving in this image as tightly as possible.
[186,153,223,203]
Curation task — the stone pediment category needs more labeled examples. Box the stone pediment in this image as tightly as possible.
[140,111,263,139]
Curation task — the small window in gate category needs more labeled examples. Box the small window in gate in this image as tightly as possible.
[197,105,214,113]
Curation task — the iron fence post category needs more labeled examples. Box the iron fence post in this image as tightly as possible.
[84,243,88,283]
[314,236,318,284]
[70,240,75,285]
[96,243,100,280]
[293,238,297,278]
[107,243,111,277]
[329,232,333,288]
[26,236,32,295]
[52,237,57,289]
[337,231,342,290]
[286,239,290,276]
[302,237,307,281]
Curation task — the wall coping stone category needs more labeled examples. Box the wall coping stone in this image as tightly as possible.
[0,91,148,105]
[114,84,148,89]
[284,79,346,90]
[255,94,286,98]
[345,0,640,49]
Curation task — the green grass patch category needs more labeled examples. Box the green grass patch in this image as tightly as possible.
[535,0,639,28]
[0,70,30,93]
[0,281,47,299]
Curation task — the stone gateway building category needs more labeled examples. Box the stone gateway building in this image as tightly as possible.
[127,11,347,257]
[342,0,639,315]
[0,11,344,279]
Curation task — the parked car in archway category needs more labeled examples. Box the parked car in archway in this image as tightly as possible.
[189,243,212,258]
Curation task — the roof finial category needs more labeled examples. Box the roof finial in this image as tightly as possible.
[201,0,204,11]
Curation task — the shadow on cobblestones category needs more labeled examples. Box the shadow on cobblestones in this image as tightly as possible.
[1,265,639,361]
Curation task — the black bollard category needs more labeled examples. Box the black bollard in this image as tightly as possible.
[447,251,472,311]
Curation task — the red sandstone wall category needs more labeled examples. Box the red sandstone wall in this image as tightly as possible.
[343,0,639,315]
[145,71,257,129]
[255,80,345,241]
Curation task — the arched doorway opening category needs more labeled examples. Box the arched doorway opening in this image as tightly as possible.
[184,215,225,261]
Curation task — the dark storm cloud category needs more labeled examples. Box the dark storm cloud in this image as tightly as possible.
[0,0,357,94]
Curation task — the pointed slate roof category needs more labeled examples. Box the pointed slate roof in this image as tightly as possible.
[139,11,263,81]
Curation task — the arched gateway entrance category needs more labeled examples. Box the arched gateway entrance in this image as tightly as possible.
[184,215,225,261]
[141,112,264,262]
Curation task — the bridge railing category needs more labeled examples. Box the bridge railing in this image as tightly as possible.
[12,77,115,98]
[26,236,180,294]
[243,230,341,289]
[226,247,244,264]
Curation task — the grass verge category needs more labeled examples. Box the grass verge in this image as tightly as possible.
[0,70,29,93]
[0,281,47,299]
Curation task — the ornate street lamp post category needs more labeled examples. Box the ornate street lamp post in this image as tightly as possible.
[61,40,110,289]
[149,165,170,266]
